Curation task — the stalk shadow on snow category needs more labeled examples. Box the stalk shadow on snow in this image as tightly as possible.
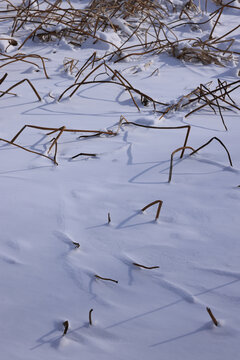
[128,159,169,184]
[180,114,225,132]
[105,278,239,333]
[0,165,52,176]
[128,154,236,185]
[30,321,65,350]
[150,322,213,347]
[21,98,134,117]
[30,321,87,350]
[116,210,156,229]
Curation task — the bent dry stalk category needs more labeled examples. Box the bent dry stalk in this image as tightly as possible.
[0,78,41,100]
[118,115,191,159]
[71,153,97,159]
[189,137,233,167]
[89,309,93,326]
[141,200,163,221]
[132,263,159,270]
[168,146,195,183]
[11,124,116,144]
[0,137,58,165]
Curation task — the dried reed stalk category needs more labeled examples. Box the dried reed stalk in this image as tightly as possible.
[0,79,41,100]
[0,53,49,79]
[189,137,233,167]
[206,307,218,326]
[89,309,93,325]
[47,126,65,154]
[62,320,69,335]
[95,275,118,284]
[168,146,195,183]
[141,200,163,221]
[0,137,58,165]
[133,263,159,269]
[118,116,191,158]
[58,61,167,109]
[11,124,116,143]
[71,153,97,159]
[0,73,7,85]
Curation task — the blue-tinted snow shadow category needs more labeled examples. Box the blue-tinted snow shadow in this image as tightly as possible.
[180,113,229,133]
[30,321,64,350]
[105,278,239,333]
[21,97,137,117]
[127,153,237,185]
[150,322,213,347]
[31,321,87,350]
[116,210,157,229]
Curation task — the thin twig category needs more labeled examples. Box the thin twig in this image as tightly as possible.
[206,307,218,326]
[89,309,93,325]
[133,263,159,269]
[95,275,118,284]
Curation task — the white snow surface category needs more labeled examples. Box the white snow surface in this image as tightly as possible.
[0,2,240,360]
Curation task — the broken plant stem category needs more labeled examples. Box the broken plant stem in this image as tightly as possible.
[0,137,57,165]
[118,116,191,158]
[72,242,80,248]
[132,263,159,270]
[168,146,195,183]
[141,200,163,221]
[62,320,69,335]
[189,137,233,167]
[89,309,93,325]
[0,78,41,100]
[95,275,118,284]
[206,307,218,326]
[11,124,116,144]
[71,153,97,159]
[48,126,65,153]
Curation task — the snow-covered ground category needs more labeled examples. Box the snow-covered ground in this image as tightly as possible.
[0,1,239,359]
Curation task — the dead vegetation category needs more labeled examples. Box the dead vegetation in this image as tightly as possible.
[0,0,238,69]
[0,0,237,338]
[159,79,240,131]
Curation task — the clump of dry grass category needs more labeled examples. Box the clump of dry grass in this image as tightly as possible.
[159,79,240,131]
[0,0,237,70]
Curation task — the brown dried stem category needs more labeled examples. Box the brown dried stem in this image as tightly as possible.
[95,275,118,284]
[0,137,57,165]
[11,124,116,144]
[71,153,97,159]
[118,116,191,158]
[0,78,41,100]
[206,307,218,326]
[89,309,93,325]
[189,137,233,167]
[62,320,69,335]
[132,263,159,270]
[141,200,163,221]
[168,146,195,183]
